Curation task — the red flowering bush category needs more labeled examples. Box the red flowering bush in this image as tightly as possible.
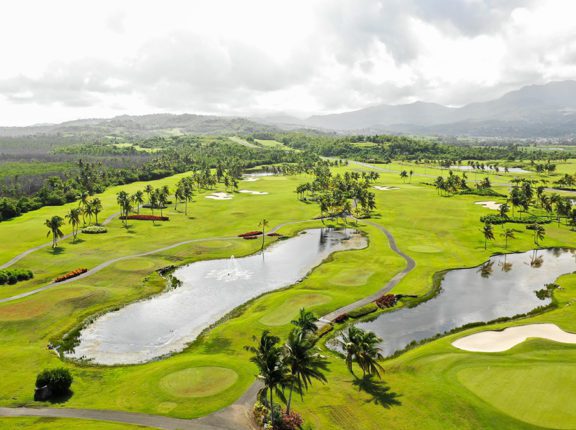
[333,313,349,323]
[375,294,397,308]
[266,232,281,237]
[238,231,262,237]
[54,268,88,283]
[276,411,303,430]
[121,215,169,221]
[243,235,259,240]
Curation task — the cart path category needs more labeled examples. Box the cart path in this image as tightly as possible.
[0,211,121,270]
[318,220,415,325]
[0,219,412,429]
[0,219,315,304]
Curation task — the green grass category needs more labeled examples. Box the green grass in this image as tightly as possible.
[0,418,148,429]
[0,161,74,180]
[0,160,575,429]
[254,139,291,150]
[159,367,239,398]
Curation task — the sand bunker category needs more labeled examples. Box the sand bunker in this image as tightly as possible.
[475,201,502,210]
[239,190,269,195]
[373,186,400,191]
[243,177,259,182]
[205,192,233,200]
[452,324,576,352]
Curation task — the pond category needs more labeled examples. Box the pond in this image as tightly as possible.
[331,248,575,358]
[68,228,366,365]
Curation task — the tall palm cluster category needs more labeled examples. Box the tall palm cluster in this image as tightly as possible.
[296,167,379,220]
[338,326,385,379]
[245,309,328,427]
[63,196,104,241]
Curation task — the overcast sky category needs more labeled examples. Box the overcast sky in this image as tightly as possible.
[1,0,576,126]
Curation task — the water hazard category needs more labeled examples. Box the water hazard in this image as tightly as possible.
[69,228,366,365]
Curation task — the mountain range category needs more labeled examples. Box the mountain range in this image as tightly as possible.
[2,81,576,139]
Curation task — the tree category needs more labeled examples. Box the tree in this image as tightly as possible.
[83,200,94,225]
[400,170,408,182]
[283,328,328,414]
[144,185,154,205]
[482,222,495,250]
[36,368,73,397]
[500,228,516,249]
[244,331,288,424]
[259,218,269,252]
[291,308,319,336]
[91,198,102,225]
[531,223,546,246]
[339,326,385,379]
[65,208,81,241]
[116,191,132,227]
[132,191,144,214]
[45,216,65,248]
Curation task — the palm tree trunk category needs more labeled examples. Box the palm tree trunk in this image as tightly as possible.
[269,390,274,424]
[287,380,295,414]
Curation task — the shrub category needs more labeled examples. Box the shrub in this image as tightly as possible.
[54,268,88,283]
[317,323,334,338]
[277,411,304,430]
[348,303,378,318]
[267,232,282,237]
[121,214,169,221]
[333,313,349,323]
[480,214,551,225]
[238,231,262,237]
[243,235,259,240]
[81,226,107,234]
[36,368,73,395]
[0,268,33,285]
[375,294,397,308]
[253,402,269,427]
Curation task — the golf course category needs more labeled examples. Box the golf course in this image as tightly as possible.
[0,147,575,430]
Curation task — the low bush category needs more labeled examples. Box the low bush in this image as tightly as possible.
[459,188,506,197]
[121,214,169,221]
[36,368,73,396]
[480,214,551,225]
[0,268,33,285]
[375,294,397,308]
[81,226,107,234]
[333,313,349,323]
[243,236,259,240]
[348,303,378,318]
[238,231,262,237]
[317,323,334,338]
[267,232,282,237]
[54,268,88,283]
[277,410,304,430]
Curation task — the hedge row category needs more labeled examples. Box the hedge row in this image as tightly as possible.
[480,214,552,225]
[81,226,107,234]
[121,215,169,221]
[238,231,262,237]
[0,268,33,285]
[54,268,88,283]
[348,303,378,318]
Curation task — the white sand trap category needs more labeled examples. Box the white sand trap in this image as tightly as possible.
[374,186,400,191]
[205,192,233,200]
[452,324,576,352]
[239,190,269,195]
[475,201,502,210]
[243,177,259,182]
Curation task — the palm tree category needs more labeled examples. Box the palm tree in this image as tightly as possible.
[144,185,154,205]
[399,170,408,182]
[116,191,132,227]
[259,219,269,252]
[291,308,319,336]
[183,183,194,216]
[156,189,168,217]
[283,328,328,414]
[91,198,103,224]
[45,216,65,248]
[339,326,385,379]
[244,331,288,424]
[482,222,495,250]
[84,201,94,225]
[500,228,516,249]
[65,208,81,241]
[531,223,546,247]
[132,191,144,214]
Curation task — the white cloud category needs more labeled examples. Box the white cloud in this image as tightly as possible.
[0,0,575,125]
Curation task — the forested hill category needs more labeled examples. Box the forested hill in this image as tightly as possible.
[0,113,279,139]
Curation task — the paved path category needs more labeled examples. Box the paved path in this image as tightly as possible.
[0,218,411,429]
[0,211,121,271]
[318,220,415,325]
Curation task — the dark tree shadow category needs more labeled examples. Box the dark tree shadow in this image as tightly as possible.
[70,239,86,245]
[352,376,402,409]
[50,247,65,255]
[46,390,73,404]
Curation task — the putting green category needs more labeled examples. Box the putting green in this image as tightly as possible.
[114,258,155,271]
[159,367,238,398]
[259,294,332,326]
[329,269,374,286]
[407,245,443,253]
[195,240,233,250]
[457,363,576,429]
